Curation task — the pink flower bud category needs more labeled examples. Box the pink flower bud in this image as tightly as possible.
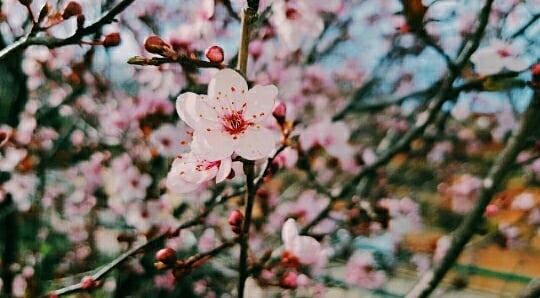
[205,45,224,63]
[272,101,286,124]
[156,247,177,264]
[80,276,96,290]
[144,36,174,57]
[249,41,263,60]
[532,63,540,77]
[103,33,121,47]
[532,63,540,86]
[485,204,499,217]
[62,1,82,19]
[228,209,244,228]
[280,271,298,289]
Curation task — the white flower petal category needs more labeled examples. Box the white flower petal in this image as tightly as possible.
[166,170,200,193]
[174,158,218,184]
[176,93,219,130]
[245,85,278,122]
[294,236,321,265]
[504,57,528,72]
[235,127,276,160]
[207,69,248,112]
[191,129,235,161]
[215,157,232,183]
[282,218,299,251]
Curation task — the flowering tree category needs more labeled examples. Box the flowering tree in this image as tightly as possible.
[1,0,540,297]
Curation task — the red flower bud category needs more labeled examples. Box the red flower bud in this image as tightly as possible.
[272,101,286,125]
[80,276,96,290]
[532,63,540,79]
[485,204,499,217]
[228,209,244,227]
[280,271,298,289]
[144,35,174,57]
[156,247,177,264]
[205,45,224,63]
[62,1,82,19]
[103,33,121,47]
[531,63,540,89]
[532,63,540,76]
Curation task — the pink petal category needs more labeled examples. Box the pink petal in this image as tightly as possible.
[282,218,299,251]
[215,157,232,183]
[245,85,278,122]
[191,129,235,161]
[173,155,218,184]
[294,236,321,265]
[176,93,219,130]
[207,69,248,113]
[166,169,200,194]
[235,127,276,160]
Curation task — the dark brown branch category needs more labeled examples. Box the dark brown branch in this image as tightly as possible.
[127,55,225,69]
[407,90,540,298]
[511,13,540,38]
[0,0,135,61]
[303,0,495,235]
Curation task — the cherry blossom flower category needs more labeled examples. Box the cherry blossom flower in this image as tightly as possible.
[511,192,536,211]
[149,123,192,157]
[345,251,386,289]
[440,174,482,214]
[471,40,528,75]
[176,69,278,161]
[270,0,341,51]
[299,120,356,169]
[166,152,232,193]
[281,218,325,266]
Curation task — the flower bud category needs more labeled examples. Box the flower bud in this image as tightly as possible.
[62,1,82,19]
[530,63,540,90]
[228,209,244,227]
[80,276,96,290]
[155,247,177,264]
[103,33,121,47]
[485,204,499,217]
[280,271,298,289]
[272,101,286,125]
[205,45,224,63]
[144,35,174,57]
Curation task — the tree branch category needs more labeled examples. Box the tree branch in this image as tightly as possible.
[46,191,238,297]
[0,0,135,61]
[406,89,539,298]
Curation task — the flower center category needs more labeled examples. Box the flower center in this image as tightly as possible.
[196,160,220,171]
[285,7,300,20]
[222,111,251,136]
[497,48,511,58]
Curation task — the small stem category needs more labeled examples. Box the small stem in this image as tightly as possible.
[237,161,256,298]
[236,8,256,75]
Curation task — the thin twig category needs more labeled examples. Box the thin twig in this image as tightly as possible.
[0,0,135,61]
